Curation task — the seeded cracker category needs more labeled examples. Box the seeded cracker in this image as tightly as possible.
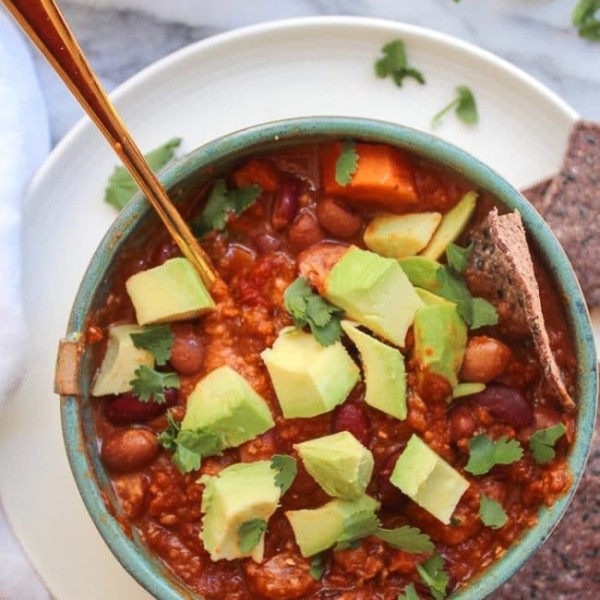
[521,178,551,213]
[466,209,576,411]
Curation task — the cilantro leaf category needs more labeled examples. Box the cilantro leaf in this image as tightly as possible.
[470,297,499,329]
[284,277,344,346]
[309,554,325,580]
[335,140,359,186]
[375,39,426,87]
[238,518,268,553]
[479,494,508,529]
[465,434,523,476]
[433,86,479,127]
[130,365,179,404]
[105,138,181,211]
[416,553,449,600]
[172,429,223,473]
[445,242,473,274]
[376,525,434,554]
[130,325,174,366]
[157,409,181,451]
[573,0,600,41]
[192,179,261,238]
[529,423,566,464]
[270,454,297,495]
[398,584,420,600]
[334,510,380,551]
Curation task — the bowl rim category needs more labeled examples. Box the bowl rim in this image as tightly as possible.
[60,116,598,600]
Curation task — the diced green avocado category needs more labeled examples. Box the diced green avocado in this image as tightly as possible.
[125,257,215,326]
[420,191,478,260]
[286,494,380,557]
[294,431,374,499]
[397,256,442,292]
[452,382,486,399]
[390,434,469,524]
[413,304,467,387]
[415,288,451,306]
[200,460,280,562]
[324,247,424,347]
[261,327,359,418]
[342,321,407,420]
[364,212,442,259]
[181,365,274,448]
[91,324,154,396]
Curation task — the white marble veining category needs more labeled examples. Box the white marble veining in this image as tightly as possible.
[33,0,600,144]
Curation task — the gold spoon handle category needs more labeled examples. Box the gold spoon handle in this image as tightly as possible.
[4,0,217,288]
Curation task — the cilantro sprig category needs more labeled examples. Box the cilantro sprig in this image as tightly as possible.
[398,584,419,600]
[335,140,359,186]
[130,325,174,366]
[238,518,268,553]
[270,454,297,495]
[416,553,449,600]
[105,138,181,211]
[375,39,426,87]
[284,277,344,346]
[309,554,325,580]
[432,86,479,128]
[130,365,179,404]
[465,434,523,476]
[572,0,600,41]
[192,179,261,238]
[529,423,566,464]
[479,494,508,529]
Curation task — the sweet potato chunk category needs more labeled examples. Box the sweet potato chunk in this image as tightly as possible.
[231,158,281,193]
[320,142,418,210]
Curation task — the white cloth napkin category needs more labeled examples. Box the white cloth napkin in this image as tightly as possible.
[0,9,51,600]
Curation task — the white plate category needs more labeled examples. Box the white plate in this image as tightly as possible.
[1,16,597,600]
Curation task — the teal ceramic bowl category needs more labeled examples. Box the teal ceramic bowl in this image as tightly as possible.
[60,117,598,599]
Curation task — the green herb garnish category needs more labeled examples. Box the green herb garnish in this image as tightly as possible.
[398,583,420,600]
[192,179,261,238]
[529,423,566,464]
[416,553,449,600]
[270,454,297,495]
[156,409,181,451]
[445,242,473,274]
[479,494,508,529]
[238,518,268,553]
[130,365,179,404]
[375,39,426,87]
[375,525,435,554]
[335,140,359,186]
[130,325,174,366]
[309,554,325,580]
[172,429,223,473]
[465,434,523,476]
[573,0,600,41]
[105,138,181,211]
[432,86,479,127]
[284,277,344,346]
[335,510,380,551]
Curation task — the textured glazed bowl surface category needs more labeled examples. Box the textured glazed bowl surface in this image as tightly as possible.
[61,117,598,600]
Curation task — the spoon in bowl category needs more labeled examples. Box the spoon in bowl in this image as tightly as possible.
[3,0,217,288]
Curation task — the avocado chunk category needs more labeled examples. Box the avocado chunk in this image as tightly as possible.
[91,324,154,396]
[390,434,469,524]
[342,321,407,420]
[420,191,478,260]
[181,365,274,448]
[324,247,424,347]
[286,494,380,557]
[125,257,215,325]
[397,256,442,292]
[364,212,442,259]
[415,287,451,306]
[200,460,280,562]
[261,327,359,418]
[452,382,486,399]
[413,303,467,387]
[294,431,374,499]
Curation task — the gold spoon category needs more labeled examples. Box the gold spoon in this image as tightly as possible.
[3,0,217,288]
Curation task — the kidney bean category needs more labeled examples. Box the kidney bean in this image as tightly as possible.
[105,388,178,425]
[459,336,512,383]
[101,428,159,473]
[169,324,205,375]
[316,197,363,239]
[332,403,371,446]
[287,212,325,250]
[448,402,477,442]
[253,233,282,254]
[271,177,301,231]
[377,448,408,508]
[470,384,533,429]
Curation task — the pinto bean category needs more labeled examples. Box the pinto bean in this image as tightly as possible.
[169,324,205,375]
[316,197,363,238]
[332,403,371,446]
[101,428,159,473]
[448,402,477,442]
[287,211,325,250]
[460,336,512,383]
[470,384,534,429]
[272,177,301,230]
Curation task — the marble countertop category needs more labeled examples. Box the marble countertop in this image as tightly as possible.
[24,0,600,598]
